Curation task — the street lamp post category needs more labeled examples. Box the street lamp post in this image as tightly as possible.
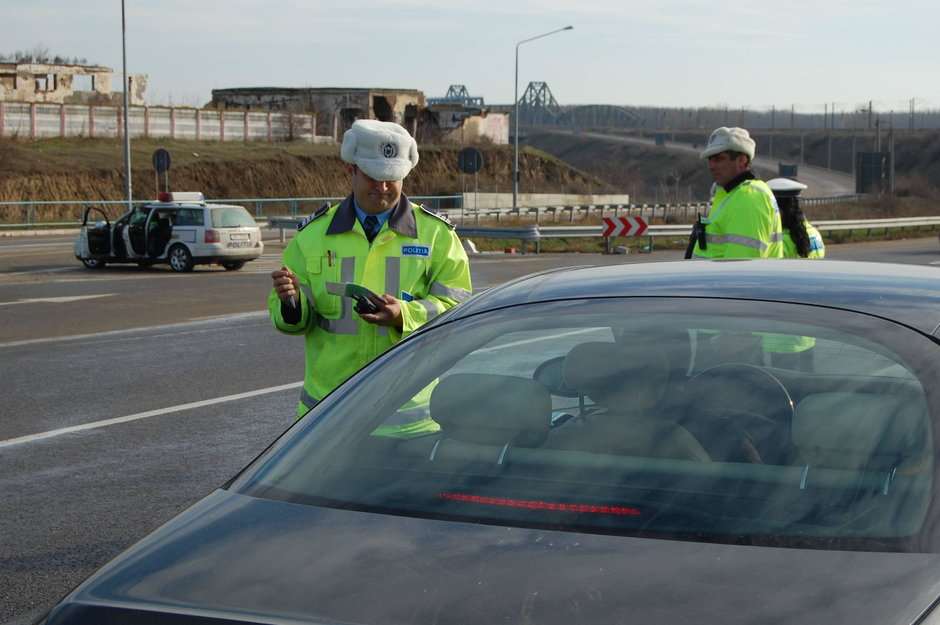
[121,0,132,212]
[513,25,572,210]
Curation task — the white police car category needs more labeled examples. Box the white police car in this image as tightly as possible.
[73,192,264,272]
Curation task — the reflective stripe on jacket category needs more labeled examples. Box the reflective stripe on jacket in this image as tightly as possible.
[269,194,472,416]
[692,179,784,259]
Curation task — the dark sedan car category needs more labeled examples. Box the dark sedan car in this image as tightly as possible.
[39,259,940,625]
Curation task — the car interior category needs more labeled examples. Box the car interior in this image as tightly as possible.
[236,300,938,551]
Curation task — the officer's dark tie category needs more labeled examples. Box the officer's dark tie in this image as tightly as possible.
[363,215,379,242]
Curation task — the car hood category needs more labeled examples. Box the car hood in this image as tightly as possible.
[46,490,940,625]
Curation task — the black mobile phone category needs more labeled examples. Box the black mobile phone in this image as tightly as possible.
[353,294,380,314]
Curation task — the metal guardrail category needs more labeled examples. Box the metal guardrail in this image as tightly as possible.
[0,195,463,229]
[455,194,863,224]
[266,216,940,254]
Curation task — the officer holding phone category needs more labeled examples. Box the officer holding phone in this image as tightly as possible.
[269,119,472,418]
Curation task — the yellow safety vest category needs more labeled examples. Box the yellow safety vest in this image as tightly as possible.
[782,220,826,259]
[768,221,824,357]
[269,194,472,418]
[692,179,784,259]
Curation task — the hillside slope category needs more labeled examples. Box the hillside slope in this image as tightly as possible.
[1,129,937,222]
[0,138,607,207]
[525,128,940,204]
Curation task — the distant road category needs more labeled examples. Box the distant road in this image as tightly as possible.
[545,129,856,198]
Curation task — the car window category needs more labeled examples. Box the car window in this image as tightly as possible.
[232,298,939,553]
[174,208,204,226]
[128,208,149,226]
[210,206,256,228]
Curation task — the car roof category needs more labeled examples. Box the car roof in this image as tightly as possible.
[451,259,940,336]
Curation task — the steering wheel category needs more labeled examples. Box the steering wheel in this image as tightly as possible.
[682,364,795,464]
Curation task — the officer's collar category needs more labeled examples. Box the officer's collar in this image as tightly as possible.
[723,170,757,193]
[327,193,417,238]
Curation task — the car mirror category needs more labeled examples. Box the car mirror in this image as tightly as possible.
[532,355,579,397]
[94,221,107,228]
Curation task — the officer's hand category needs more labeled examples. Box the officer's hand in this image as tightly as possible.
[271,266,300,307]
[359,293,403,330]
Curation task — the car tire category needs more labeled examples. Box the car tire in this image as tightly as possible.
[221,260,246,271]
[82,258,106,269]
[167,245,194,272]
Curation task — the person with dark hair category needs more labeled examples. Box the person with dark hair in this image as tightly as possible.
[759,177,825,369]
[767,178,825,259]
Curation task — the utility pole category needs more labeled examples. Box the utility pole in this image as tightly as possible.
[121,0,132,212]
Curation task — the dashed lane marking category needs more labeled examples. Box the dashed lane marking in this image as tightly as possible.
[0,381,303,449]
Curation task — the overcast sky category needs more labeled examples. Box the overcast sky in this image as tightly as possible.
[6,0,939,117]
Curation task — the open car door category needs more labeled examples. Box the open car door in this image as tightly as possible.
[74,206,113,268]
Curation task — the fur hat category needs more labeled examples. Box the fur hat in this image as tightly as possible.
[341,119,419,181]
[700,126,756,160]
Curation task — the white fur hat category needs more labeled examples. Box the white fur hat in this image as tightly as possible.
[700,126,756,160]
[341,119,419,181]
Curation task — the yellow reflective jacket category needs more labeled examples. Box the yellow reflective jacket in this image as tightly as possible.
[692,177,784,259]
[783,220,826,259]
[269,194,472,416]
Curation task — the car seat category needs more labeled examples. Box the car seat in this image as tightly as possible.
[148,216,172,256]
[544,341,711,462]
[421,372,553,464]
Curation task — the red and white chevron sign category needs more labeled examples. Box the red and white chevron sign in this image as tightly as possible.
[601,216,648,237]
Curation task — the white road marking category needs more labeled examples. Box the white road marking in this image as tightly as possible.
[0,294,116,306]
[0,381,302,449]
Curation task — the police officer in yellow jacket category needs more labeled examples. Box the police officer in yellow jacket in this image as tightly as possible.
[688,127,783,259]
[270,119,472,418]
[766,177,825,259]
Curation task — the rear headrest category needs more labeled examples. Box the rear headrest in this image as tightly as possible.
[792,392,928,471]
[563,342,670,411]
[430,373,551,447]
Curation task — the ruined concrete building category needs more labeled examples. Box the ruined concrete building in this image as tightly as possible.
[209,86,508,144]
[0,62,147,106]
[209,87,424,138]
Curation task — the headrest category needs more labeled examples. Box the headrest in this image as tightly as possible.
[430,373,551,447]
[792,392,928,471]
[563,342,670,411]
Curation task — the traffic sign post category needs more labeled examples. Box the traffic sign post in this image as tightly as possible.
[457,147,484,218]
[152,149,172,195]
[601,216,648,237]
[601,216,649,254]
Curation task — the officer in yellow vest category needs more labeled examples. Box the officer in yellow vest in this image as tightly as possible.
[766,177,825,259]
[760,177,823,370]
[269,119,472,419]
[687,127,784,259]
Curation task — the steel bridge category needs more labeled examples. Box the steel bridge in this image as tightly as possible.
[434,83,645,128]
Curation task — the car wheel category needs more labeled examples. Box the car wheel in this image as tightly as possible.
[221,260,246,271]
[82,258,106,269]
[167,245,194,272]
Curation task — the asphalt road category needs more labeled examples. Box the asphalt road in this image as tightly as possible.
[550,129,857,198]
[2,231,939,625]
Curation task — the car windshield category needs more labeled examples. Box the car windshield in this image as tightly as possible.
[210,206,256,228]
[231,297,939,553]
